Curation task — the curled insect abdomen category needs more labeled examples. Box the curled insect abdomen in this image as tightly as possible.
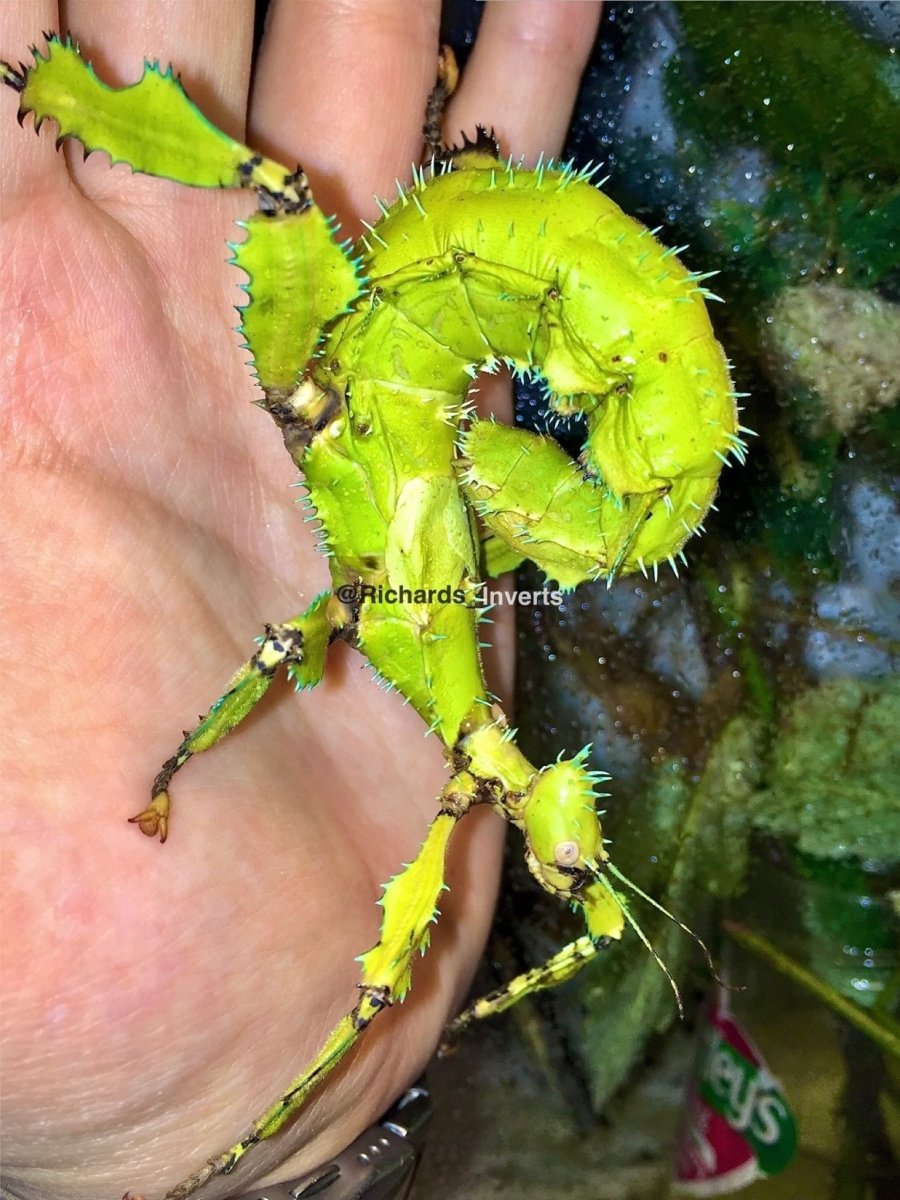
[358,161,740,582]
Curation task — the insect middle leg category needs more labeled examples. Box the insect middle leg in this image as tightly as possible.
[130,590,343,842]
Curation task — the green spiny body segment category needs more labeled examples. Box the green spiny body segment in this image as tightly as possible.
[3,37,744,1199]
[283,152,737,599]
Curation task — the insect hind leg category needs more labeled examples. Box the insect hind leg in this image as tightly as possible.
[131,591,340,842]
[459,418,659,589]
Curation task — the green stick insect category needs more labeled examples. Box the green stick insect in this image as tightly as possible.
[2,35,747,1200]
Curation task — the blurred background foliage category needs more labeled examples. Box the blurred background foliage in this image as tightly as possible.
[412,3,900,1197]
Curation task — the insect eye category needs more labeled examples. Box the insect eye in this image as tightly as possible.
[554,840,580,867]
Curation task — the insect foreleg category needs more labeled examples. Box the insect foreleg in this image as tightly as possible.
[442,933,606,1045]
[131,592,340,842]
[157,783,473,1200]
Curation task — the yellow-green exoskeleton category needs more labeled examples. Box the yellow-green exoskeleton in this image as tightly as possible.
[2,36,745,1200]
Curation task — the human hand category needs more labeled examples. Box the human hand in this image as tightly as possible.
[0,2,601,1197]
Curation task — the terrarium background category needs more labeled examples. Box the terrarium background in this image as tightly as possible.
[409,3,900,1198]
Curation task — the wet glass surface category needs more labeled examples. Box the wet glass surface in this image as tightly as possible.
[413,4,900,1196]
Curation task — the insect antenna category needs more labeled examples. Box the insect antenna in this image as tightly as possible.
[603,860,733,994]
[596,872,684,1017]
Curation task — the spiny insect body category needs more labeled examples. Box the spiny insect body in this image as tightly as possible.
[2,35,745,1200]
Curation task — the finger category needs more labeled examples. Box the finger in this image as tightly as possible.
[446,0,603,160]
[446,1,601,705]
[443,0,603,424]
[249,0,442,225]
[60,0,255,140]
[1,0,63,204]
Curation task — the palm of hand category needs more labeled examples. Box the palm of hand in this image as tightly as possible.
[1,2,603,1194]
[2,132,502,1200]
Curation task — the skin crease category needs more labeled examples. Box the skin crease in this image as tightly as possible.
[0,2,602,1198]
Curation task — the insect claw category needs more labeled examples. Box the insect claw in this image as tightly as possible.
[128,793,170,843]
